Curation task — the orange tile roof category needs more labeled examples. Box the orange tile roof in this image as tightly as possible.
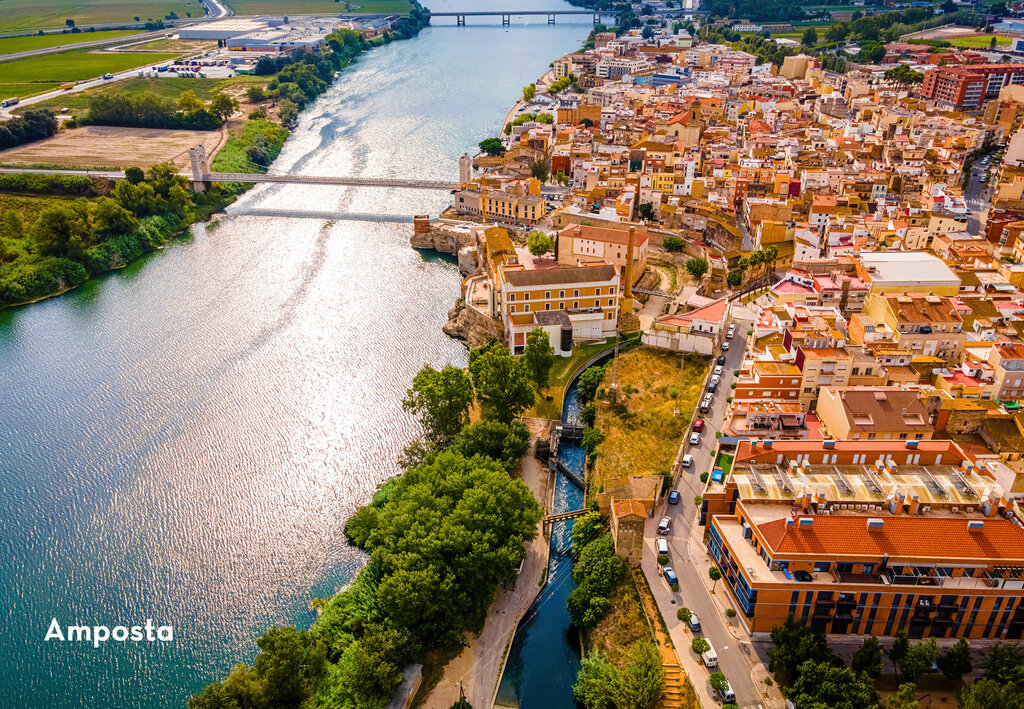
[612,498,647,519]
[758,515,1024,563]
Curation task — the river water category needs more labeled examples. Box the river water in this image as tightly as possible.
[0,5,591,706]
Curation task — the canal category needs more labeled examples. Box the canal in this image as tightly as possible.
[0,3,592,706]
[495,356,610,708]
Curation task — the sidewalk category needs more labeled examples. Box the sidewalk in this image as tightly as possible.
[419,449,551,709]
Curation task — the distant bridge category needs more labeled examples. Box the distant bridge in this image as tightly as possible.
[431,10,606,26]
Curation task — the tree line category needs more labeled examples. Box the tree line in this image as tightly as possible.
[769,616,1024,708]
[189,339,544,709]
[0,109,58,151]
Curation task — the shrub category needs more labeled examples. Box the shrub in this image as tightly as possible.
[700,472,708,483]
[677,607,692,623]
[657,553,668,566]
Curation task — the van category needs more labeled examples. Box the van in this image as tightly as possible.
[701,642,718,668]
[727,324,736,339]
[682,454,693,468]
[715,679,735,703]
[688,612,701,632]
[656,538,669,556]
[699,396,711,414]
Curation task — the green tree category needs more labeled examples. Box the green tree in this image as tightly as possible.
[727,270,742,287]
[691,636,710,655]
[88,197,138,237]
[677,607,692,623]
[524,328,556,388]
[889,630,910,677]
[568,534,625,628]
[708,565,721,591]
[530,157,550,182]
[937,638,972,682]
[478,137,505,156]
[210,92,240,121]
[685,257,709,280]
[523,84,536,101]
[572,511,605,552]
[825,22,849,42]
[402,364,474,443]
[767,616,833,680]
[469,342,535,423]
[31,201,92,261]
[343,504,379,548]
[254,626,307,708]
[526,231,553,257]
[899,638,939,684]
[449,420,530,471]
[177,89,204,113]
[637,202,655,221]
[983,643,1024,684]
[574,651,619,709]
[662,235,685,252]
[802,27,818,47]
[124,166,145,185]
[611,641,664,709]
[959,678,1024,709]
[787,660,876,709]
[885,682,920,709]
[710,671,729,695]
[581,427,605,471]
[852,636,883,678]
[247,85,266,103]
[278,98,298,123]
[578,364,607,404]
[370,450,542,647]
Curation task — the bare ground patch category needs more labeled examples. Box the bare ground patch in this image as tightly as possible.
[0,125,224,169]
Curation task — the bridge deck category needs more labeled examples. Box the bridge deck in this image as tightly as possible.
[205,172,457,190]
[431,10,599,15]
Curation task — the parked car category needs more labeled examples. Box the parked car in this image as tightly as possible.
[688,612,701,632]
[701,642,718,668]
[102,73,113,79]
[689,432,700,446]
[710,374,721,388]
[721,341,730,351]
[668,489,681,505]
[656,538,669,556]
[682,453,693,468]
[699,395,712,414]
[794,570,813,582]
[717,355,726,365]
[663,566,678,586]
[693,418,705,433]
[714,679,735,703]
[713,365,723,376]
[657,516,672,535]
[707,380,718,394]
[727,324,736,339]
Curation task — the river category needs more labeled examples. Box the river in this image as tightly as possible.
[0,4,591,706]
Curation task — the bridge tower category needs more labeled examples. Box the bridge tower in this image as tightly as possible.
[189,145,211,192]
[456,14,465,26]
[459,153,472,185]
[593,13,601,25]
[501,13,510,26]
[547,13,555,24]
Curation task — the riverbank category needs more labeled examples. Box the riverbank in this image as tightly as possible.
[0,4,432,311]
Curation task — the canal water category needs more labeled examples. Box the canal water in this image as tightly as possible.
[0,4,591,707]
[494,364,600,708]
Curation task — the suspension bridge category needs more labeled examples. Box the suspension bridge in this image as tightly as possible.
[431,10,605,26]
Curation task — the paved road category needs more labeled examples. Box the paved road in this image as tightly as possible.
[642,313,782,709]
[965,159,995,236]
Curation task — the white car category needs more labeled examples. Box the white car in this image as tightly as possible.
[721,341,730,351]
[727,325,736,339]
[682,453,693,468]
[657,516,672,535]
[656,537,669,556]
[713,365,723,376]
[689,432,700,446]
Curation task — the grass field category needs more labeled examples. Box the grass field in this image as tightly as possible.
[14,75,268,113]
[0,48,179,85]
[0,0,201,33]
[948,34,1012,48]
[227,0,411,14]
[0,83,64,100]
[0,30,139,55]
[0,193,82,223]
[126,37,216,51]
[592,347,708,491]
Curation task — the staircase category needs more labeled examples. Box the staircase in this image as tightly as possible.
[660,663,686,709]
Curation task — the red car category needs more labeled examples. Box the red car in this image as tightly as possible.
[693,418,705,433]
